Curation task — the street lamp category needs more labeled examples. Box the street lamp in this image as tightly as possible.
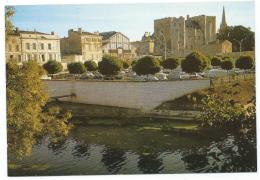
[227,32,245,54]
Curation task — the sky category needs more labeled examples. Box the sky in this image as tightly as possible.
[11,1,255,41]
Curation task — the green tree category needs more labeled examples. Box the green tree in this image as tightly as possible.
[235,55,254,70]
[43,60,63,74]
[211,56,222,67]
[161,57,179,70]
[7,61,71,159]
[84,61,98,71]
[132,56,161,76]
[67,62,86,74]
[98,55,123,76]
[221,59,233,71]
[5,6,15,34]
[122,61,130,69]
[217,25,255,51]
[181,51,208,73]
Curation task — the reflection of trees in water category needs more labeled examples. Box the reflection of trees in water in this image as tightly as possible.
[101,147,126,174]
[72,144,90,158]
[138,153,163,174]
[48,140,67,155]
[181,135,257,172]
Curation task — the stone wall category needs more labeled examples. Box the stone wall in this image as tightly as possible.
[44,79,210,111]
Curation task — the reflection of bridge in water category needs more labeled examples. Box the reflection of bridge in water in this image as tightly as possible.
[44,79,210,111]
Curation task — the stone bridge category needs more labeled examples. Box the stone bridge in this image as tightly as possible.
[44,79,210,111]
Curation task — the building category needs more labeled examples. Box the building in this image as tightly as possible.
[100,31,135,60]
[154,8,232,57]
[6,28,61,64]
[219,7,228,32]
[154,15,216,57]
[131,32,154,57]
[60,28,102,63]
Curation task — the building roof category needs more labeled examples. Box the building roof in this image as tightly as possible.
[100,31,118,40]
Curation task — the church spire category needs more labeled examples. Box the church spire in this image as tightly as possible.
[220,6,227,31]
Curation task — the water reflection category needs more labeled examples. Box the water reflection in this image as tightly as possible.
[8,126,257,176]
[138,153,164,174]
[101,147,126,174]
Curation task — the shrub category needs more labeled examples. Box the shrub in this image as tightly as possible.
[132,56,161,76]
[122,61,130,69]
[211,56,222,66]
[181,51,208,73]
[84,61,98,71]
[161,57,179,70]
[67,62,86,74]
[235,55,254,70]
[43,60,63,74]
[221,59,233,71]
[98,55,123,76]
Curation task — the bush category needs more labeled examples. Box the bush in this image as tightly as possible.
[235,55,254,70]
[67,62,86,74]
[43,60,63,74]
[98,55,123,76]
[122,61,130,69]
[161,57,179,70]
[132,56,161,76]
[211,56,222,66]
[181,51,208,73]
[221,59,233,71]
[84,61,98,71]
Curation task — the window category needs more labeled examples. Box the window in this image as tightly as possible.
[8,44,12,51]
[42,54,45,62]
[33,43,36,50]
[41,43,44,50]
[18,55,22,62]
[48,43,51,50]
[49,54,52,60]
[27,54,31,61]
[10,55,13,59]
[16,45,19,51]
[26,43,30,50]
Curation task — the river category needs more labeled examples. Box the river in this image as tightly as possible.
[8,120,257,176]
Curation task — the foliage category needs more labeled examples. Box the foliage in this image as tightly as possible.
[221,59,233,71]
[200,95,256,135]
[98,55,123,76]
[211,56,222,66]
[122,61,130,69]
[181,51,208,73]
[217,25,255,51]
[161,57,179,70]
[5,6,15,34]
[132,56,161,76]
[43,60,63,74]
[67,62,86,74]
[7,61,71,159]
[84,61,98,71]
[235,55,254,70]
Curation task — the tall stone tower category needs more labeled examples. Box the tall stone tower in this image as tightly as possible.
[220,6,227,31]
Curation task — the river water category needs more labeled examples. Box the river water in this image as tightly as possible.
[8,122,256,176]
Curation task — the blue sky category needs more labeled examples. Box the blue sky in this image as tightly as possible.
[11,1,255,41]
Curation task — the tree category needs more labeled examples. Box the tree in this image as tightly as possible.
[84,61,98,71]
[43,60,63,74]
[181,51,208,73]
[161,57,179,70]
[7,61,71,159]
[217,25,255,52]
[122,61,130,69]
[221,59,233,71]
[235,55,254,70]
[67,62,86,74]
[211,56,222,67]
[132,56,161,76]
[5,6,15,34]
[98,55,123,76]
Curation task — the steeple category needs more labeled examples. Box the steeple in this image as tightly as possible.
[220,6,227,31]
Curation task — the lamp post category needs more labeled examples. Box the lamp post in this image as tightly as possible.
[227,32,245,54]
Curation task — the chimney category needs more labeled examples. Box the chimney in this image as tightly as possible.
[15,27,19,33]
[51,31,55,35]
[68,29,73,35]
[187,15,190,19]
